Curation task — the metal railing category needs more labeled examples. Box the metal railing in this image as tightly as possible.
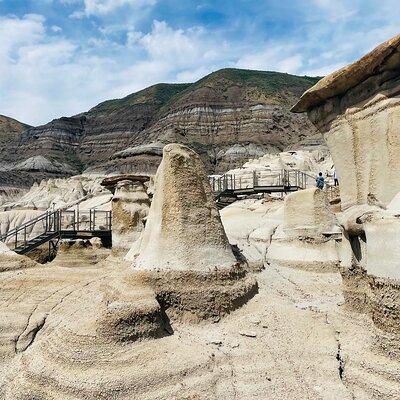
[209,169,312,194]
[0,208,111,252]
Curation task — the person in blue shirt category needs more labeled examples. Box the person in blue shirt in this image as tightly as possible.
[316,172,325,189]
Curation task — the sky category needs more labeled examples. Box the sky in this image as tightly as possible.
[1,0,399,126]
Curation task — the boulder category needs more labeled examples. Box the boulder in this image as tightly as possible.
[364,217,400,281]
[283,187,339,237]
[0,241,38,271]
[267,188,341,272]
[220,198,284,269]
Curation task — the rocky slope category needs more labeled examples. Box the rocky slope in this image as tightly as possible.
[0,115,32,201]
[1,69,320,187]
[0,115,31,172]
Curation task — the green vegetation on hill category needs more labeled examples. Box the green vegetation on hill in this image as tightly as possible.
[90,83,192,113]
[90,68,320,114]
[190,68,320,94]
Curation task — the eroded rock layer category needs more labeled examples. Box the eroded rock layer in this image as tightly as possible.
[1,69,320,188]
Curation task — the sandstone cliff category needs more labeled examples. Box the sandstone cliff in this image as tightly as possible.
[1,69,320,187]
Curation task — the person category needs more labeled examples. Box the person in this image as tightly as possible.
[333,169,339,186]
[316,172,325,189]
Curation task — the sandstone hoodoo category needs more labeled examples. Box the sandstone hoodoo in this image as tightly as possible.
[101,175,151,256]
[293,34,400,353]
[134,143,236,271]
[129,143,257,320]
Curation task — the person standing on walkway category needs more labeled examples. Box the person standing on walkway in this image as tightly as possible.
[316,172,325,189]
[333,169,339,186]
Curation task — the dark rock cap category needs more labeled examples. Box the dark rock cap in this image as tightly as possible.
[101,174,151,192]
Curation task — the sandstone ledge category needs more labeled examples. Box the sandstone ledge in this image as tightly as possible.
[292,34,400,112]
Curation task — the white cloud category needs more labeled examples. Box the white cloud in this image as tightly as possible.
[126,30,143,46]
[139,21,201,65]
[236,46,303,74]
[0,14,116,124]
[51,25,62,33]
[70,0,156,16]
[0,14,45,59]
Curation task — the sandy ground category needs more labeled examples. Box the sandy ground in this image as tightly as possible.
[0,251,398,399]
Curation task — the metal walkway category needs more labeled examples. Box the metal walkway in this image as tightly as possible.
[1,208,112,255]
[210,169,313,208]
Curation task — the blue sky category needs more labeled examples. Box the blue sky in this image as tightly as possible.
[1,0,399,125]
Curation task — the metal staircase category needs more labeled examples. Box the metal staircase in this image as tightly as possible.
[1,208,112,255]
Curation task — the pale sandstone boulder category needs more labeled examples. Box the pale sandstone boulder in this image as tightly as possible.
[0,241,38,271]
[267,188,341,272]
[362,214,400,342]
[135,143,236,271]
[293,34,400,210]
[220,198,284,267]
[364,217,400,280]
[283,187,339,237]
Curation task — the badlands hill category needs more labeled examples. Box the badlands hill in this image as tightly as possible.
[0,115,30,137]
[0,68,320,188]
[0,115,30,168]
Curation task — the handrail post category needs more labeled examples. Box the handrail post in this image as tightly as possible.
[24,226,26,249]
[93,209,96,231]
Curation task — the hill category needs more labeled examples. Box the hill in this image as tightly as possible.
[1,68,321,186]
[0,115,31,169]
